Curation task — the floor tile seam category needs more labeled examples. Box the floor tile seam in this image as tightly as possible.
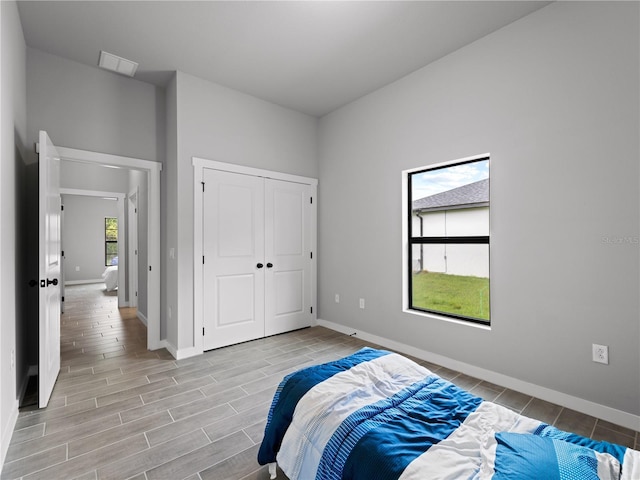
[593,419,639,440]
[52,416,133,455]
[200,443,262,480]
[518,396,534,416]
[48,434,152,480]
[1,442,70,479]
[141,429,221,478]
[54,378,110,395]
[17,398,93,428]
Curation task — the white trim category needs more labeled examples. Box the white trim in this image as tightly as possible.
[0,399,18,474]
[316,318,640,431]
[60,189,126,307]
[163,340,200,361]
[128,188,139,309]
[192,157,318,356]
[401,153,491,327]
[65,279,106,286]
[310,184,318,325]
[55,146,161,172]
[192,157,318,187]
[56,146,162,351]
[403,152,491,176]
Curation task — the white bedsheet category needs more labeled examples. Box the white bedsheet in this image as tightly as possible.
[102,266,118,291]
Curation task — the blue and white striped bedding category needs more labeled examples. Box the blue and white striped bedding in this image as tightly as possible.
[258,347,640,480]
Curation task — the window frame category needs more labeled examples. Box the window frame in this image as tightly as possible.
[105,216,118,266]
[404,154,491,326]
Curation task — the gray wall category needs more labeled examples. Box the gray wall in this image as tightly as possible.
[0,0,27,466]
[62,195,118,282]
[26,48,163,164]
[61,160,130,193]
[164,75,177,344]
[318,1,639,416]
[167,71,318,351]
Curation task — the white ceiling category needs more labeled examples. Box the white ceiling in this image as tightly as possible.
[17,1,551,117]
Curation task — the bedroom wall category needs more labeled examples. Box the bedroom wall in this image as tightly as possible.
[317,1,640,420]
[62,195,119,283]
[61,161,131,194]
[26,48,163,165]
[0,0,27,470]
[164,74,177,346]
[166,71,318,353]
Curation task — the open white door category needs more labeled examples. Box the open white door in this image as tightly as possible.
[38,130,61,408]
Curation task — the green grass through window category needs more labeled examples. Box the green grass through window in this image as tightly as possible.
[411,271,490,322]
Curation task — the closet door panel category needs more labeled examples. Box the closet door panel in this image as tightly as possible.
[203,169,265,350]
[265,179,312,336]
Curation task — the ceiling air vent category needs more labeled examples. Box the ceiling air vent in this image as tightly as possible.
[98,50,138,77]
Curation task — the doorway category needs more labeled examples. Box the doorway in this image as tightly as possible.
[56,146,162,351]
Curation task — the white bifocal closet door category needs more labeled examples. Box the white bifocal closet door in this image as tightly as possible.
[203,169,265,350]
[264,179,312,336]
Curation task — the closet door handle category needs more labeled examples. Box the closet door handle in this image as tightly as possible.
[257,263,264,269]
[266,263,273,268]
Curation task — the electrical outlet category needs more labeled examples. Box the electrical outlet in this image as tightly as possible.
[359,298,365,309]
[592,344,609,364]
[335,294,340,303]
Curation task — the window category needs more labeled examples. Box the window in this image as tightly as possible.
[405,156,490,324]
[105,217,118,266]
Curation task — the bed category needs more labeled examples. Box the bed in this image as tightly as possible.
[258,347,639,480]
[102,265,118,291]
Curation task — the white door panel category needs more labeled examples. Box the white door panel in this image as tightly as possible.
[38,131,61,408]
[203,169,265,350]
[274,270,304,315]
[265,179,312,336]
[202,169,313,349]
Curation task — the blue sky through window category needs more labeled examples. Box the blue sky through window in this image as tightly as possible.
[411,159,489,201]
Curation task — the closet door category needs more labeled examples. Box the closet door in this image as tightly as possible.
[203,169,265,350]
[264,179,312,336]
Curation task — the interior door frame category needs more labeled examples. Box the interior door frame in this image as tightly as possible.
[193,157,318,356]
[60,189,126,307]
[55,146,162,351]
[128,188,139,309]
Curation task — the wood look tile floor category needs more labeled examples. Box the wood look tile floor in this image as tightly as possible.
[3,283,638,479]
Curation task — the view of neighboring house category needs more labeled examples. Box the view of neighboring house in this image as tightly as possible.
[412,178,489,277]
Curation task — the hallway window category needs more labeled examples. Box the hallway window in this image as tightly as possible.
[105,217,118,266]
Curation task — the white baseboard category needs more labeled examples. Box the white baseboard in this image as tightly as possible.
[316,318,640,431]
[163,340,200,361]
[136,310,148,327]
[1,398,19,476]
[65,279,104,286]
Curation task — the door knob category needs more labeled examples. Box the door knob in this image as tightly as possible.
[266,263,273,268]
[47,278,58,286]
[257,263,264,269]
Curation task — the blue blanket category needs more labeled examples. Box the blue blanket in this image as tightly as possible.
[258,347,637,480]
